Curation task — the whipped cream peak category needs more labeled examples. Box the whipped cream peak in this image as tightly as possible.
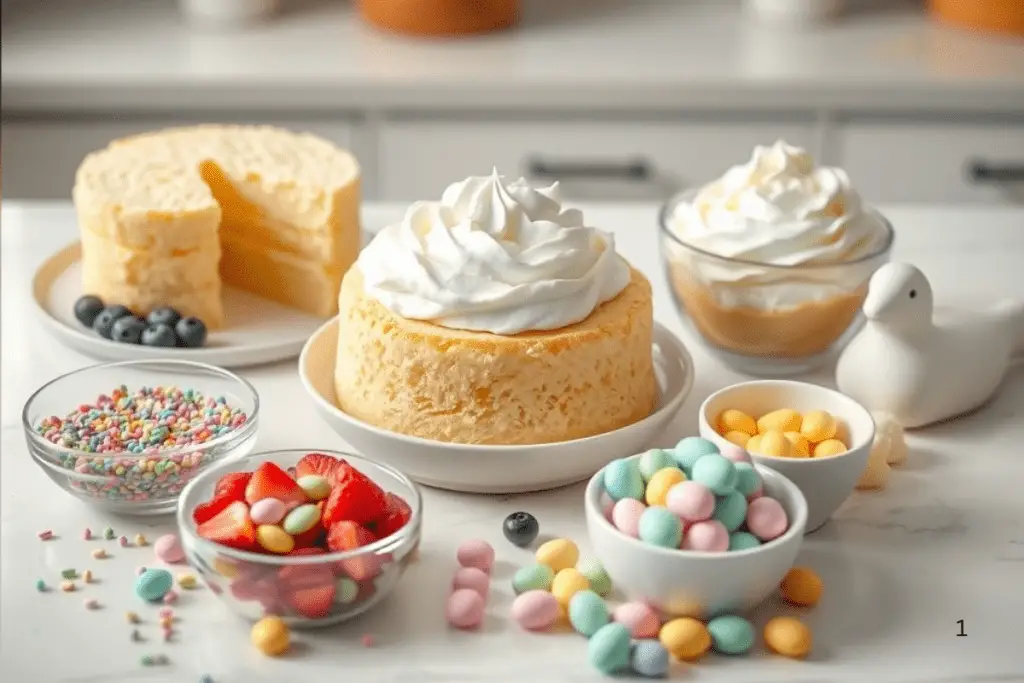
[357,171,631,334]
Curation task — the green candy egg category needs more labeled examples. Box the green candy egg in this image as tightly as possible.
[707,614,755,655]
[691,453,737,495]
[577,558,612,597]
[732,462,761,497]
[728,531,762,551]
[297,474,332,501]
[282,504,321,535]
[713,491,748,532]
[588,623,632,674]
[569,590,610,637]
[638,449,676,483]
[638,506,683,548]
[603,458,644,501]
[337,578,359,604]
[512,563,555,594]
[134,568,173,602]
[672,437,720,476]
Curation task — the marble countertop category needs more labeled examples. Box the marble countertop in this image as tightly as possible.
[2,0,1024,114]
[2,201,1024,682]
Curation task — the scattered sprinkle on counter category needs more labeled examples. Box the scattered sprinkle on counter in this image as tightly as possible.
[119,536,129,547]
[91,548,108,559]
[82,570,94,583]
[84,598,100,610]
[82,527,92,540]
[200,675,215,683]
[131,629,142,642]
[61,568,77,580]
[140,654,169,667]
[35,579,47,592]
[361,634,375,648]
[37,529,54,540]
[135,533,148,546]
[136,565,147,575]
[34,385,248,503]
[104,527,116,540]
[60,581,76,592]
[125,611,141,624]
[177,573,197,590]
[163,590,179,605]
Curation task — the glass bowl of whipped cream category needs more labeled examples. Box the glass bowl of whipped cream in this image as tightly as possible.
[659,140,894,376]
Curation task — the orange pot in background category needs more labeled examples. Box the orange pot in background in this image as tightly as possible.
[928,0,1024,37]
[357,0,519,37]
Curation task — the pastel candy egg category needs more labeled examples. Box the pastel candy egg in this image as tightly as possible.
[800,410,837,443]
[723,430,752,447]
[446,588,485,630]
[578,558,612,597]
[638,507,683,549]
[728,531,762,551]
[757,408,802,434]
[630,639,670,678]
[251,616,290,656]
[282,504,321,536]
[599,493,615,521]
[135,568,174,602]
[612,601,660,638]
[690,454,737,495]
[249,498,287,526]
[452,567,490,597]
[745,434,763,455]
[457,539,495,573]
[713,491,748,533]
[752,429,793,458]
[716,409,757,436]
[780,567,823,607]
[659,617,711,661]
[665,481,715,522]
[551,568,590,606]
[153,533,185,564]
[535,538,578,572]
[611,498,647,538]
[763,616,812,658]
[588,623,632,675]
[644,467,687,507]
[732,462,762,497]
[512,563,555,594]
[784,432,812,457]
[707,614,755,655]
[638,448,676,482]
[603,458,644,501]
[682,520,729,552]
[719,445,752,464]
[337,578,359,604]
[672,437,719,475]
[257,525,295,554]
[296,474,331,501]
[569,590,610,637]
[511,590,561,631]
[746,497,789,541]
[814,439,848,457]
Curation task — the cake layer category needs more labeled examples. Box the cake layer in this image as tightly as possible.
[334,266,657,445]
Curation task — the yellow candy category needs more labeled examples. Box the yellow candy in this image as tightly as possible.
[784,432,811,457]
[256,525,295,554]
[659,617,711,661]
[550,568,589,606]
[716,409,757,437]
[780,567,823,607]
[536,538,579,572]
[213,558,239,578]
[800,410,838,443]
[723,430,752,448]
[645,467,687,507]
[178,573,198,590]
[813,439,847,457]
[763,617,812,658]
[745,434,762,454]
[251,616,290,656]
[751,429,792,458]
[756,409,802,434]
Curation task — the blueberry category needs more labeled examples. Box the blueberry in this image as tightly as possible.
[73,295,106,328]
[502,511,540,548]
[91,305,133,339]
[111,316,146,344]
[141,323,177,348]
[175,316,208,348]
[146,306,182,328]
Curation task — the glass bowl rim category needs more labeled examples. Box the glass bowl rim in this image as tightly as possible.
[176,447,424,566]
[658,189,895,271]
[21,358,261,461]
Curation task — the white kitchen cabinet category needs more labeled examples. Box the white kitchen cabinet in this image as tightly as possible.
[377,119,818,202]
[838,122,1024,204]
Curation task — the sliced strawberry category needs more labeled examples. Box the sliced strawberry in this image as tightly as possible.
[213,471,252,502]
[196,501,257,551]
[327,521,380,581]
[296,452,347,481]
[288,547,325,557]
[245,462,307,507]
[321,468,387,526]
[192,494,235,525]
[356,578,377,602]
[374,492,413,540]
[279,563,335,619]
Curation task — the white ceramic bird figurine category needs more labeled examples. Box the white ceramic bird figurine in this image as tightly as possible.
[836,262,1024,429]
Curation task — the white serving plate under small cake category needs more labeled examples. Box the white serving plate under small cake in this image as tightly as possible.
[300,318,694,493]
[32,242,330,369]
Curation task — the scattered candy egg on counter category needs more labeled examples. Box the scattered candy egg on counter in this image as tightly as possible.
[707,614,755,655]
[764,616,812,658]
[502,511,540,548]
[551,568,590,606]
[659,617,711,661]
[568,590,610,637]
[446,588,485,630]
[251,616,290,656]
[637,448,676,483]
[135,568,174,603]
[456,539,495,574]
[577,559,612,597]
[644,467,687,507]
[451,567,490,597]
[588,623,632,675]
[153,533,185,564]
[535,538,579,573]
[612,602,660,639]
[630,639,670,678]
[715,407,849,459]
[511,590,561,631]
[513,564,555,594]
[780,567,823,607]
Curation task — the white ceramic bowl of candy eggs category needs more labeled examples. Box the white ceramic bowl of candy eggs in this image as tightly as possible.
[698,380,875,533]
[584,440,808,619]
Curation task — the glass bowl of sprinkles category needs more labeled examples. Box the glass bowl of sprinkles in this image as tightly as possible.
[22,359,259,515]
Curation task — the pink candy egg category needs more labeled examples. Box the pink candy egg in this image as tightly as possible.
[451,567,490,597]
[599,493,615,522]
[153,533,185,564]
[612,601,661,638]
[720,445,752,464]
[611,498,646,537]
[446,588,485,630]
[664,481,715,522]
[250,498,287,526]
[682,520,729,552]
[511,590,561,631]
[456,539,495,573]
[747,485,764,503]
[746,497,789,541]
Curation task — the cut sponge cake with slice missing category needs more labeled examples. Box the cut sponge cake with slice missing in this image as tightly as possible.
[73,125,361,329]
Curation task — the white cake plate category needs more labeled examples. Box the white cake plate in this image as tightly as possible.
[32,241,330,369]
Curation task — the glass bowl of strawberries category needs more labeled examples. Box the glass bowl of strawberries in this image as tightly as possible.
[176,448,422,628]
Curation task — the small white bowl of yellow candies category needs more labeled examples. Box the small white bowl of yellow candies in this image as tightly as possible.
[698,380,875,533]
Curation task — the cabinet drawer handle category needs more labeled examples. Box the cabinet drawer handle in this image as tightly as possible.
[525,157,653,182]
[967,160,1024,184]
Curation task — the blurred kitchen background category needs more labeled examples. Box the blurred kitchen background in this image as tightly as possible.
[1,0,1022,205]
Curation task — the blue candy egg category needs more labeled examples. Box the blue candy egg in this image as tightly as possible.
[568,590,610,637]
[134,568,173,602]
[732,462,762,496]
[638,448,676,483]
[631,639,670,678]
[588,623,631,675]
[713,491,748,532]
[672,437,719,476]
[690,453,737,495]
[603,458,644,501]
[707,614,755,655]
[728,531,762,551]
[638,506,683,548]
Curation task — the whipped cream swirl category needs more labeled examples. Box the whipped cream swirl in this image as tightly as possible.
[669,140,889,266]
[357,170,632,334]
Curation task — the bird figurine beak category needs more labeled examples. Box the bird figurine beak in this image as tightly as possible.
[861,287,891,321]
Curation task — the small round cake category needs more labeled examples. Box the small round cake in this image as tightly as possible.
[334,171,656,445]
